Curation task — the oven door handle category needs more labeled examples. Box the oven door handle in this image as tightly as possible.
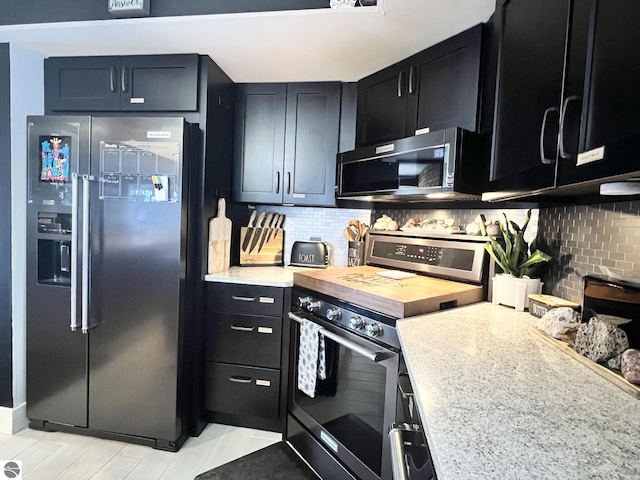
[389,426,411,480]
[289,312,387,362]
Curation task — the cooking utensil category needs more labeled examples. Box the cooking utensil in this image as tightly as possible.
[248,211,266,253]
[344,227,355,242]
[208,198,232,273]
[262,213,279,247]
[241,210,257,252]
[257,212,276,253]
[349,225,359,241]
[274,214,285,238]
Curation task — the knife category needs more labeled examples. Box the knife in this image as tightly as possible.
[241,210,257,252]
[273,214,285,238]
[256,212,275,253]
[263,213,280,246]
[248,211,266,254]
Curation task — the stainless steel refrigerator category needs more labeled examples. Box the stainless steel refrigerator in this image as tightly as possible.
[26,115,200,451]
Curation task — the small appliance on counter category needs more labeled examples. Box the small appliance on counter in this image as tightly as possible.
[289,240,330,268]
[240,211,285,266]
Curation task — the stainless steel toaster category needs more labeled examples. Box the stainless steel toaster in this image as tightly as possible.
[290,241,330,268]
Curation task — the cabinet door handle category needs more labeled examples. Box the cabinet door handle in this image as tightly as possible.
[397,71,405,98]
[230,325,254,332]
[109,66,116,93]
[276,172,281,194]
[559,95,582,159]
[231,295,256,302]
[121,66,128,93]
[408,66,416,95]
[287,172,291,195]
[539,106,559,165]
[229,376,253,384]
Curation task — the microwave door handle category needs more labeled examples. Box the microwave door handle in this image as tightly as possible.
[70,173,80,332]
[389,427,411,480]
[289,312,386,362]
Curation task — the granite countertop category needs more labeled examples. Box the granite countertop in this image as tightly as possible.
[204,266,294,287]
[398,302,640,480]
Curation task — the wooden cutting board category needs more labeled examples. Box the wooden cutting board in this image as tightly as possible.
[294,265,483,318]
[208,198,231,274]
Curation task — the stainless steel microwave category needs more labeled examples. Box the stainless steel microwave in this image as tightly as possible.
[337,127,487,202]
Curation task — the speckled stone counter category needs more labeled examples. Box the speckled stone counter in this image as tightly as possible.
[398,302,640,480]
[204,266,294,287]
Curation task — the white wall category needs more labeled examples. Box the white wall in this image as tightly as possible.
[9,43,43,430]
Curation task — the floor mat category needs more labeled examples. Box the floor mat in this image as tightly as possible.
[195,441,319,480]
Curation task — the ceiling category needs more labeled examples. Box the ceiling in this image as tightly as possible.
[0,0,495,82]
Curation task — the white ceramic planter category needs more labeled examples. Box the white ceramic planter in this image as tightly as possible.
[492,274,543,311]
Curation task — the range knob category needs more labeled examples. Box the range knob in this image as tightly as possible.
[307,301,322,312]
[326,308,342,321]
[365,323,383,338]
[297,296,312,308]
[349,316,366,329]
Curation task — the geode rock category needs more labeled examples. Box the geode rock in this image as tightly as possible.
[537,307,580,339]
[621,349,640,384]
[574,317,629,363]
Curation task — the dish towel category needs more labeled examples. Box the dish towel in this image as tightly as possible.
[297,319,327,398]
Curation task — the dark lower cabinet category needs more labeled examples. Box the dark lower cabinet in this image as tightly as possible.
[204,363,280,419]
[356,24,483,147]
[233,82,341,206]
[45,54,198,112]
[204,282,291,432]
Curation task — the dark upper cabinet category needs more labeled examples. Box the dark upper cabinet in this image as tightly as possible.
[356,25,483,147]
[557,0,640,187]
[491,0,640,194]
[45,54,198,112]
[233,82,341,206]
[489,0,570,191]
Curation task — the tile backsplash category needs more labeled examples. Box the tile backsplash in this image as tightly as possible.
[255,206,371,267]
[254,200,640,306]
[538,201,640,303]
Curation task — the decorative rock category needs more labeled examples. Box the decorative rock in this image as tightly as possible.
[556,322,582,346]
[621,349,640,384]
[574,317,629,363]
[606,354,622,371]
[537,307,580,339]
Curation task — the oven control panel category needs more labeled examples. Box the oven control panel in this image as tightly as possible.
[295,293,400,350]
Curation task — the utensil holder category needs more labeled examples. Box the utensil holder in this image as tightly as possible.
[347,241,365,267]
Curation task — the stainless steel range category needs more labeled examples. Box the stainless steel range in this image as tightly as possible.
[286,230,490,480]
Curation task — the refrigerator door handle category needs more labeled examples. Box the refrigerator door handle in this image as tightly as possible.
[70,173,81,332]
[81,175,95,334]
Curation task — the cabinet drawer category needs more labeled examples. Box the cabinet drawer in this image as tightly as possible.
[206,313,281,368]
[204,362,280,419]
[206,283,284,316]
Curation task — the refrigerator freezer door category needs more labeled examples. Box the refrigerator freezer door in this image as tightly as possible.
[26,116,91,428]
[87,117,186,442]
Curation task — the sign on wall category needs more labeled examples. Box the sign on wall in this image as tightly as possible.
[108,0,150,18]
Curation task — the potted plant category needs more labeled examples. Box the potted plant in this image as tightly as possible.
[484,210,552,309]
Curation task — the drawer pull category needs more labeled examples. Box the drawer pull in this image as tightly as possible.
[257,327,273,334]
[231,325,254,332]
[229,376,253,384]
[231,295,256,302]
[256,379,271,387]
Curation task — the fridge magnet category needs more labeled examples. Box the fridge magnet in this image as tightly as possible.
[40,136,70,182]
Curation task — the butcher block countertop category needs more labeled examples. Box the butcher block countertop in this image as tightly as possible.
[293,266,483,318]
[398,302,640,480]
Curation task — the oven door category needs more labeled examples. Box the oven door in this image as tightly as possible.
[288,310,399,480]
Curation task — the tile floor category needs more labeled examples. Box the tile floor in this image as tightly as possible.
[0,423,281,480]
